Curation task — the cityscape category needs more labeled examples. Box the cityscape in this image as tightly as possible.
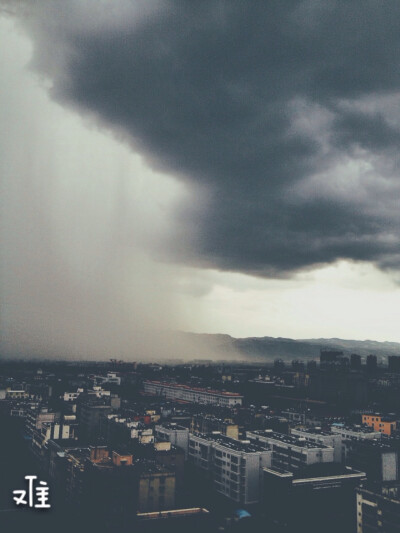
[2,3,400,533]
[1,351,400,532]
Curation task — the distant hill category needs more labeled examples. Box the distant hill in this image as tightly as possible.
[181,332,400,362]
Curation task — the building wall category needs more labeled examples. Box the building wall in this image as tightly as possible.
[138,472,175,513]
[362,415,397,436]
[291,429,343,463]
[155,448,185,489]
[188,434,272,504]
[144,381,242,407]
[382,452,398,482]
[331,425,382,441]
[356,486,400,533]
[154,425,189,457]
[191,415,239,440]
[247,431,334,470]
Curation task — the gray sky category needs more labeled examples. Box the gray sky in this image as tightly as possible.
[1,1,400,360]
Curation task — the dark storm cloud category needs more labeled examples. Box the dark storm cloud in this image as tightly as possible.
[10,0,400,276]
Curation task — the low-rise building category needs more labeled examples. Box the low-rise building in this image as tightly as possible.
[291,427,343,462]
[6,389,29,399]
[154,423,190,457]
[362,414,397,436]
[191,414,239,440]
[136,507,212,533]
[330,424,382,462]
[25,407,60,437]
[331,423,382,440]
[144,381,243,407]
[92,372,122,386]
[103,414,155,445]
[137,462,176,513]
[282,409,306,426]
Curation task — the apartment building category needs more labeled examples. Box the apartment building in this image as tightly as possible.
[191,414,239,440]
[356,484,400,533]
[188,433,272,504]
[331,424,382,440]
[247,430,334,471]
[330,424,382,461]
[143,381,243,407]
[362,414,397,436]
[154,423,190,457]
[291,427,343,462]
[25,407,60,437]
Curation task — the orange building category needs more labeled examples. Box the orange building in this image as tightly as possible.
[362,414,397,436]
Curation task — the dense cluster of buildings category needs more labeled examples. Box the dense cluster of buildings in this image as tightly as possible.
[1,352,400,532]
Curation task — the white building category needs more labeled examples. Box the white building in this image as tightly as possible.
[63,386,111,402]
[291,428,343,463]
[144,381,243,407]
[6,389,29,399]
[282,410,306,426]
[188,433,272,504]
[247,430,334,470]
[154,423,190,457]
[32,416,78,455]
[25,408,60,437]
[330,424,382,440]
[104,414,155,443]
[330,424,383,462]
[93,372,121,386]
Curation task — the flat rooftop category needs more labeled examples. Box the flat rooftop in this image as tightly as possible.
[293,428,336,437]
[137,508,210,520]
[192,432,270,454]
[264,464,366,481]
[248,430,330,449]
[156,423,188,431]
[331,424,381,434]
[144,380,242,397]
[347,437,396,450]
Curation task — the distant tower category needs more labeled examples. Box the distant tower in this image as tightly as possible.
[320,350,348,369]
[366,354,377,373]
[350,354,362,371]
[274,359,285,373]
[388,356,400,373]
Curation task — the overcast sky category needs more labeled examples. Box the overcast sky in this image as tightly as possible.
[1,1,400,360]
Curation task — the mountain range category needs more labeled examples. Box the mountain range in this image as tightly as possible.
[182,332,400,362]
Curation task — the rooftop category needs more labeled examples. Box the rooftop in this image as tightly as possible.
[192,432,270,454]
[331,424,381,434]
[293,428,336,437]
[347,438,396,450]
[248,430,330,449]
[264,464,366,481]
[144,380,242,397]
[137,508,210,520]
[156,423,188,431]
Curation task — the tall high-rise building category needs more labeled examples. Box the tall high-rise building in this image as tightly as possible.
[388,356,400,373]
[351,353,362,371]
[366,354,378,373]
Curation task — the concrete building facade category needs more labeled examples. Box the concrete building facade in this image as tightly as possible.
[188,433,272,504]
[144,381,243,407]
